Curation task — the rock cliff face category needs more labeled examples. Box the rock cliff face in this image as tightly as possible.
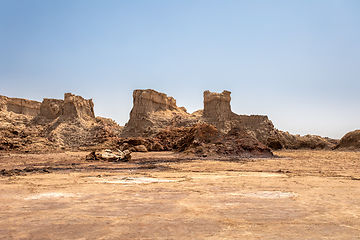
[63,93,95,120]
[121,89,193,137]
[203,90,233,120]
[131,89,179,116]
[0,93,121,152]
[202,90,276,144]
[39,99,64,119]
[39,93,95,120]
[0,95,41,116]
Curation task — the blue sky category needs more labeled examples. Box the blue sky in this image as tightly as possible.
[1,0,359,139]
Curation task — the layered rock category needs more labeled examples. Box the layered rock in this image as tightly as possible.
[63,93,95,120]
[0,93,121,152]
[202,90,276,144]
[0,95,41,116]
[39,99,64,119]
[122,89,336,150]
[203,90,233,120]
[39,93,95,121]
[121,89,196,137]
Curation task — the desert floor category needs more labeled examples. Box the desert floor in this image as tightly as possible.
[1,150,360,239]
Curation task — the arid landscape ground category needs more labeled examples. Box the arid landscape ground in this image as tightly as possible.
[1,90,360,239]
[1,149,360,239]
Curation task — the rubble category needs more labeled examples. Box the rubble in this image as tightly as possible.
[118,123,273,158]
[86,149,131,162]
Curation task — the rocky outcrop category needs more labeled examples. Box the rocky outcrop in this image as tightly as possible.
[334,130,360,150]
[0,90,339,153]
[39,93,95,120]
[0,93,122,152]
[39,98,64,119]
[203,90,233,120]
[121,89,196,137]
[122,89,337,150]
[0,95,41,116]
[63,93,95,120]
[202,90,337,150]
[203,90,277,146]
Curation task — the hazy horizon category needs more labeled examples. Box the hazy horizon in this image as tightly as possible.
[1,0,360,139]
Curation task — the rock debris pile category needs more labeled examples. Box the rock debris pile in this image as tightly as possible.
[86,149,131,162]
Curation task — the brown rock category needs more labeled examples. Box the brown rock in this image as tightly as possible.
[0,93,122,152]
[121,89,193,137]
[152,123,273,157]
[39,93,95,120]
[203,90,232,120]
[334,130,360,150]
[39,98,64,119]
[134,145,148,152]
[0,95,40,116]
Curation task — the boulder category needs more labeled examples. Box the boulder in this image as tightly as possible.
[134,145,148,152]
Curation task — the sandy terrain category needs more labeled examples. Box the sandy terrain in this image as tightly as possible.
[1,150,360,239]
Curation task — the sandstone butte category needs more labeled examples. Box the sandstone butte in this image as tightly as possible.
[0,89,355,155]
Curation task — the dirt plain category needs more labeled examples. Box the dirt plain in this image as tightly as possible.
[1,150,360,239]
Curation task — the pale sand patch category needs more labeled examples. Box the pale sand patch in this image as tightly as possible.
[91,176,179,184]
[231,191,297,199]
[25,192,77,200]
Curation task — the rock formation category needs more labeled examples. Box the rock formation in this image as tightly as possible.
[122,89,277,145]
[38,93,95,120]
[121,89,337,150]
[121,89,196,137]
[202,90,276,144]
[0,89,339,154]
[0,93,122,152]
[203,90,233,120]
[0,95,41,116]
[201,90,337,150]
[334,130,360,150]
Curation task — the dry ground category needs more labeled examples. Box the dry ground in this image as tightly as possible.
[0,150,360,239]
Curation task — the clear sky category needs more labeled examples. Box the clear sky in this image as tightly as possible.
[1,0,359,139]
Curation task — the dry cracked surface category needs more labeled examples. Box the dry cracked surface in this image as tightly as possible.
[1,150,360,239]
